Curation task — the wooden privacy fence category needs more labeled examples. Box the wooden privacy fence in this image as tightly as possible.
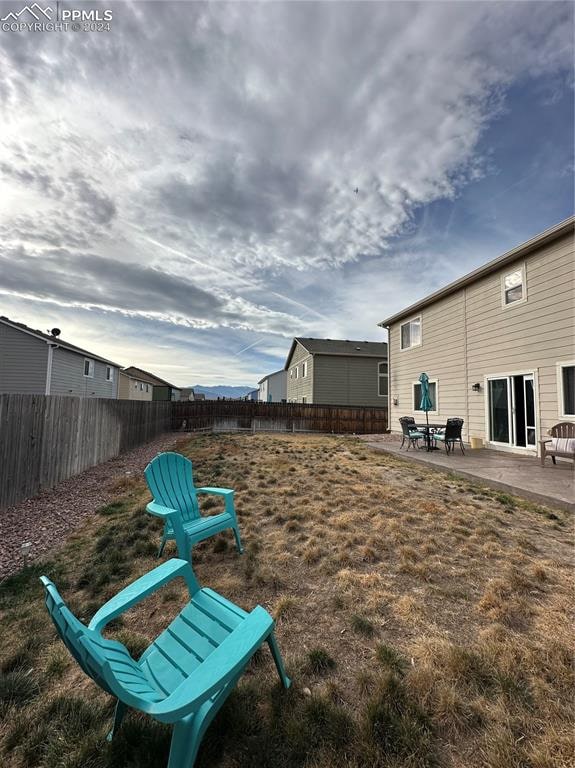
[0,396,387,509]
[172,400,388,435]
[0,395,172,509]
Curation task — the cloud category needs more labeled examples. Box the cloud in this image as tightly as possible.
[0,244,307,335]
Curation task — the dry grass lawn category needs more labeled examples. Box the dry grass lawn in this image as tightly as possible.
[0,433,573,768]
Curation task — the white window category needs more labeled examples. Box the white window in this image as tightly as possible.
[378,362,388,397]
[134,381,138,389]
[301,361,307,378]
[83,358,94,378]
[400,317,422,350]
[106,366,114,382]
[140,382,144,391]
[302,396,307,403]
[289,369,293,379]
[413,380,438,414]
[502,265,526,306]
[294,367,299,379]
[146,384,149,393]
[559,363,575,417]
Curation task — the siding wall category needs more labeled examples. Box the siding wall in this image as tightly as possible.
[118,373,153,401]
[50,347,118,398]
[259,371,287,402]
[152,386,181,401]
[388,291,467,437]
[286,343,314,402]
[466,232,574,445]
[314,355,388,407]
[0,324,48,394]
[388,231,575,452]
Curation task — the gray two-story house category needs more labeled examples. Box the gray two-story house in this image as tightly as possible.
[0,317,120,398]
[284,338,388,406]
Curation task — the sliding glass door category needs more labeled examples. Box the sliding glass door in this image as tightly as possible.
[489,378,511,444]
[488,374,536,448]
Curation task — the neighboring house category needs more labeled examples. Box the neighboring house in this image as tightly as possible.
[178,388,205,401]
[244,389,259,401]
[284,338,388,406]
[379,216,575,455]
[121,366,181,401]
[0,317,120,398]
[118,370,154,401]
[258,369,287,402]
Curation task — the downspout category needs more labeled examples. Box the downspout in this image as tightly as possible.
[463,288,469,444]
[386,324,391,433]
[45,342,58,395]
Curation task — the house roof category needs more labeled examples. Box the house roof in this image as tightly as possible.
[378,216,575,327]
[284,337,388,369]
[121,366,179,389]
[0,316,121,367]
[257,369,286,385]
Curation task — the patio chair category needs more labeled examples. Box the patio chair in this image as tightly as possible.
[40,558,291,768]
[145,452,243,561]
[540,422,575,466]
[433,418,465,454]
[399,416,425,451]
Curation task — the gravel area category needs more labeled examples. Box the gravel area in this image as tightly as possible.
[0,432,180,579]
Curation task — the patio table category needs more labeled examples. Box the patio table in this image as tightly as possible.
[415,423,446,452]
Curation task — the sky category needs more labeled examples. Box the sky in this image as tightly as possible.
[0,1,573,387]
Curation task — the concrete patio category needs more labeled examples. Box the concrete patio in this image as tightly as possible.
[361,436,574,512]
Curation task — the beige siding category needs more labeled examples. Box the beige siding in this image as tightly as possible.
[286,342,314,402]
[118,373,153,401]
[314,355,387,406]
[388,231,575,453]
[388,291,468,437]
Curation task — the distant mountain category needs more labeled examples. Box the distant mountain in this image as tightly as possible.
[190,384,256,399]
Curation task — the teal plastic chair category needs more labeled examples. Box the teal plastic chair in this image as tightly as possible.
[40,558,291,768]
[145,452,243,561]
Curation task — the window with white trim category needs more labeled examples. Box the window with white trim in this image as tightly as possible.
[413,380,438,413]
[378,362,388,397]
[302,396,307,403]
[106,366,114,382]
[140,382,144,391]
[301,361,307,378]
[502,266,525,306]
[83,358,94,378]
[146,384,149,393]
[400,317,421,350]
[560,364,575,417]
[294,367,298,379]
[134,381,138,389]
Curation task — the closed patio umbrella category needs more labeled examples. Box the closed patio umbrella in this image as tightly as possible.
[419,372,433,446]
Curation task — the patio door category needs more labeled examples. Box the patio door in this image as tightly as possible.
[488,374,536,448]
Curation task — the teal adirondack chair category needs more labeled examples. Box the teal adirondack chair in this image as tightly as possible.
[40,558,291,768]
[144,452,243,561]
